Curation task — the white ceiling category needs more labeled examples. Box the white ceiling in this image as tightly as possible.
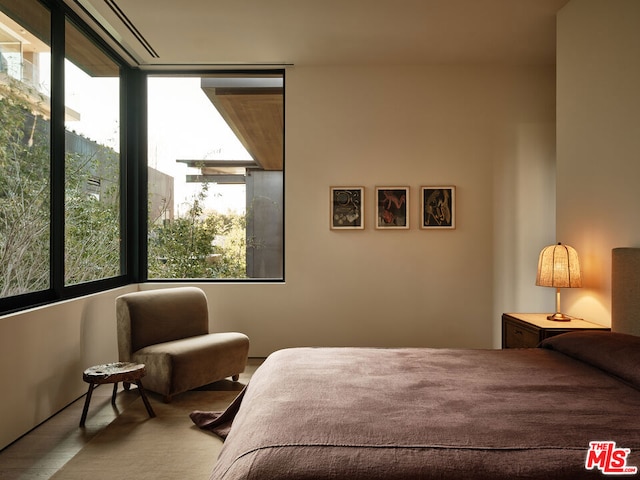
[65,0,571,68]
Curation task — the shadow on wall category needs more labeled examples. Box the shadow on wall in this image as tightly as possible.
[80,289,131,370]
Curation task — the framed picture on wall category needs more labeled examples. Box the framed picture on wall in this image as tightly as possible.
[330,187,365,229]
[421,186,456,229]
[375,187,409,229]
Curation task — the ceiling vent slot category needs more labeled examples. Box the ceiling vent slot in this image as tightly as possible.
[103,0,159,58]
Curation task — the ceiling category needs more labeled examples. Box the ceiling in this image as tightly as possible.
[65,0,571,69]
[58,0,571,173]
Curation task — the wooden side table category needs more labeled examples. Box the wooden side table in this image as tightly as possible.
[502,313,610,349]
[80,362,156,427]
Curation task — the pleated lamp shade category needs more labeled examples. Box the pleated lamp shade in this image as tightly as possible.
[536,243,582,320]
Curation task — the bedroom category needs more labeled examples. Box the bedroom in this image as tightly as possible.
[0,0,639,468]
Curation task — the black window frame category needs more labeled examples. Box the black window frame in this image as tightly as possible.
[141,69,286,285]
[0,0,133,315]
[0,1,286,316]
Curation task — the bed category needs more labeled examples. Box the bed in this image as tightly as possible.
[192,248,640,479]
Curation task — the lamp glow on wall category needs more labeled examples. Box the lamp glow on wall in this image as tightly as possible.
[536,243,582,321]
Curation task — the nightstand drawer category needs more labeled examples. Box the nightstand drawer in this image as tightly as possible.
[504,321,539,348]
[501,313,610,349]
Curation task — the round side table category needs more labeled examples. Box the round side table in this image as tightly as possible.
[80,362,156,427]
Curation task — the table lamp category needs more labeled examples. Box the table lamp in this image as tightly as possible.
[536,242,582,321]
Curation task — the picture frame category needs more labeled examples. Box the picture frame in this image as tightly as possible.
[330,187,365,229]
[375,187,409,229]
[420,186,456,229]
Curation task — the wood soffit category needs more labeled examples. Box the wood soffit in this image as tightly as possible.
[202,86,284,171]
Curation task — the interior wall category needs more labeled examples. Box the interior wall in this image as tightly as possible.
[556,0,640,325]
[0,62,556,450]
[0,286,136,449]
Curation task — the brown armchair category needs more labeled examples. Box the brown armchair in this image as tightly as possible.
[116,287,249,402]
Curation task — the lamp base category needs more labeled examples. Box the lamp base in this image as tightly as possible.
[547,312,572,322]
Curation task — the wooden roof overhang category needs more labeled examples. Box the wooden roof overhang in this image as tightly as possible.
[201,79,283,172]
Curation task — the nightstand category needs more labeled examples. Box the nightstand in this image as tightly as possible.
[502,313,610,349]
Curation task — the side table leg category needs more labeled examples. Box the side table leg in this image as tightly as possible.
[111,382,118,405]
[135,380,156,418]
[79,383,95,427]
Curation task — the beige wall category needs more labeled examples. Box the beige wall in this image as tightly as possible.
[282,65,556,350]
[0,64,556,449]
[0,286,136,449]
[557,0,640,324]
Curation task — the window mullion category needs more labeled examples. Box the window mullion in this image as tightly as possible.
[49,3,65,297]
[122,68,148,282]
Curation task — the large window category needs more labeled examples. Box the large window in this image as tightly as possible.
[0,1,283,315]
[0,0,127,313]
[147,74,284,280]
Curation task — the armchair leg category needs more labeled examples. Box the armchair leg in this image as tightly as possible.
[232,374,240,381]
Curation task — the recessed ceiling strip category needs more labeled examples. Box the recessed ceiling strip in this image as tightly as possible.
[103,0,159,58]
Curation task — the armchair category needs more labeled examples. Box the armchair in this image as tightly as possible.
[116,287,249,402]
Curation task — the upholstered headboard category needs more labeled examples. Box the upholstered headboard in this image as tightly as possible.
[611,247,640,336]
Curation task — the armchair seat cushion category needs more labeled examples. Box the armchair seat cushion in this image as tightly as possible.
[132,332,249,398]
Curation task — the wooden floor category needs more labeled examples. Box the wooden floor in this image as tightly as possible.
[0,359,261,479]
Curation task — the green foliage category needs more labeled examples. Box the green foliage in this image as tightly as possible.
[1,80,249,299]
[204,209,247,278]
[148,186,247,279]
[64,146,121,285]
[0,82,50,297]
[0,80,122,296]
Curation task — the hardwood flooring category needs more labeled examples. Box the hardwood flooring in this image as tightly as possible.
[0,359,261,479]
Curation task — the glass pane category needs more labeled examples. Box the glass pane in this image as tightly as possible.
[0,1,51,298]
[147,74,284,280]
[64,19,121,285]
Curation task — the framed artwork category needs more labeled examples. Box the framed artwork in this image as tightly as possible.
[375,187,409,229]
[330,187,364,229]
[421,186,456,229]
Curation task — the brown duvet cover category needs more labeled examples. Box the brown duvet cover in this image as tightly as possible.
[192,331,640,479]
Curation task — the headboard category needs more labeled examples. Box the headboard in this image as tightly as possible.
[611,247,640,336]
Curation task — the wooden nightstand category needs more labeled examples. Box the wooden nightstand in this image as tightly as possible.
[502,313,610,349]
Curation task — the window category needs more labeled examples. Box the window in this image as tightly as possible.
[146,73,284,281]
[0,0,128,314]
[0,0,51,299]
[64,18,122,285]
[0,0,281,315]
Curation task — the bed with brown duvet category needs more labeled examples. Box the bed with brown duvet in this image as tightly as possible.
[191,249,640,479]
